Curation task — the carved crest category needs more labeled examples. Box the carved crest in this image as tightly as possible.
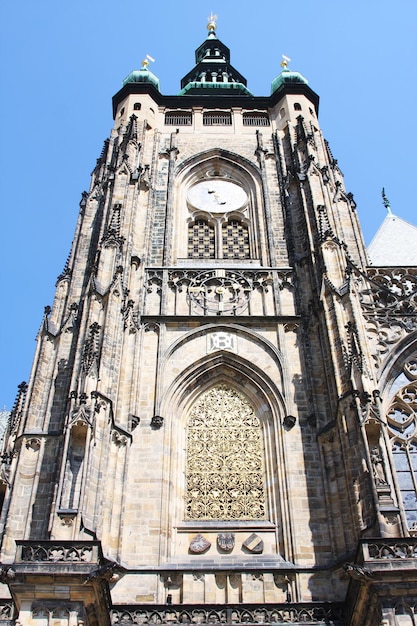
[243,533,264,554]
[189,534,211,554]
[217,533,234,552]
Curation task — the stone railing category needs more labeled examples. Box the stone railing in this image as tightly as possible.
[15,540,103,565]
[111,603,345,625]
[360,538,417,561]
[143,267,294,318]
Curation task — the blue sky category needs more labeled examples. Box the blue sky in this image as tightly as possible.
[1,0,416,409]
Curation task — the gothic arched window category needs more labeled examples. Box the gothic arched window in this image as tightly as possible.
[387,355,417,531]
[185,385,266,520]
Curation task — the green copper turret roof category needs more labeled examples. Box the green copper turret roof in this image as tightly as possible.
[271,67,308,95]
[123,65,160,92]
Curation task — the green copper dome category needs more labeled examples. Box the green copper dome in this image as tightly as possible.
[271,68,308,95]
[123,67,160,92]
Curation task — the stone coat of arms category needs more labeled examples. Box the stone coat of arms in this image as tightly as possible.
[217,533,235,552]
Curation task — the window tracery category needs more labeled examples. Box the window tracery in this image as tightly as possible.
[387,355,417,530]
[185,385,266,520]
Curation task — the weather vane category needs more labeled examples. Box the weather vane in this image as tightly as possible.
[142,54,155,69]
[381,188,392,214]
[207,13,218,32]
[281,55,291,69]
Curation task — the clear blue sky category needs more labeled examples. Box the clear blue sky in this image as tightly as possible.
[1,0,416,409]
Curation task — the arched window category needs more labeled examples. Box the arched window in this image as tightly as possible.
[188,219,215,258]
[185,385,266,520]
[294,102,302,111]
[387,355,417,531]
[222,219,250,259]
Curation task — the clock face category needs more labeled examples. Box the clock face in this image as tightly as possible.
[187,180,247,213]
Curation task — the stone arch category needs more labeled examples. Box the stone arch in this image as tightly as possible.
[378,332,417,405]
[159,349,289,559]
[185,384,266,520]
[377,337,417,534]
[164,322,286,391]
[172,149,267,264]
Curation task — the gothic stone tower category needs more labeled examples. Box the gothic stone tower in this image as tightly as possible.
[1,19,417,626]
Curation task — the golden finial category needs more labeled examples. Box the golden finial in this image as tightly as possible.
[141,54,155,69]
[207,12,218,32]
[281,54,291,69]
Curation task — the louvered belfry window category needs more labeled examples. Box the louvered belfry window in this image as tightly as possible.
[188,220,215,258]
[222,220,250,259]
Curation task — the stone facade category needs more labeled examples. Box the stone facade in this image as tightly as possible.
[0,23,416,626]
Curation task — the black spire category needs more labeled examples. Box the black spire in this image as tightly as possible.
[179,15,251,96]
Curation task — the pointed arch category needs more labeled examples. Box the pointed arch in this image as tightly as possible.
[172,149,268,264]
[185,384,266,520]
[378,336,417,533]
[158,348,290,562]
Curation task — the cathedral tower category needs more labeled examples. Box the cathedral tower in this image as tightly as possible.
[1,19,416,626]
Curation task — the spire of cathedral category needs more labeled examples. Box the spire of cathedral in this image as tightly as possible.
[179,15,252,95]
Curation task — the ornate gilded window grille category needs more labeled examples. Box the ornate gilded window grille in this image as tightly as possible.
[186,385,266,520]
[222,220,250,259]
[387,356,417,530]
[188,220,215,258]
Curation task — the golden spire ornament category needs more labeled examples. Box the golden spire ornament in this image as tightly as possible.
[141,54,155,69]
[281,55,291,69]
[207,13,218,32]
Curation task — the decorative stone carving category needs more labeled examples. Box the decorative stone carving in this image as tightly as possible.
[189,534,211,554]
[112,430,128,446]
[25,438,41,452]
[370,445,388,486]
[122,298,139,333]
[242,533,264,553]
[187,269,252,315]
[82,322,101,375]
[283,414,296,429]
[186,385,265,520]
[110,605,345,625]
[354,266,417,368]
[151,415,164,429]
[217,533,235,552]
[20,543,94,563]
[207,331,236,353]
[343,563,373,581]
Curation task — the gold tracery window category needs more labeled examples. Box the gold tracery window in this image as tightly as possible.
[185,385,266,520]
